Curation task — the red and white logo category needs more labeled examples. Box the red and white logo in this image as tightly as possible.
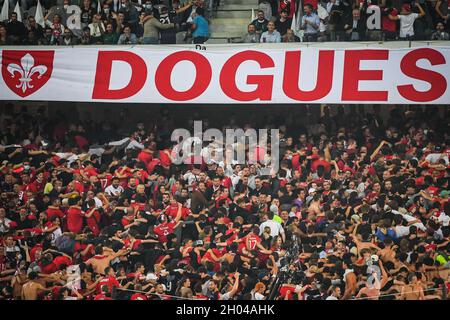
[2,50,54,98]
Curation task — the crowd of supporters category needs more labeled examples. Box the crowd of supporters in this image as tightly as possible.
[1,0,449,45]
[242,0,450,43]
[0,103,448,300]
[0,0,211,45]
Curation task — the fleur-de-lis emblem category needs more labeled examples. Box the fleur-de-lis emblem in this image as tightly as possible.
[6,53,48,94]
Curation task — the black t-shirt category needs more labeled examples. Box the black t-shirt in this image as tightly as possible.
[132,193,148,204]
[16,216,34,230]
[213,224,228,237]
[0,180,14,193]
[159,12,176,44]
[228,203,250,223]
[81,7,96,25]
[249,186,270,197]
[6,21,27,37]
[275,18,292,36]
[30,153,50,168]
[305,287,322,300]
[122,187,137,201]
[57,171,73,187]
[5,147,28,165]
[160,272,180,296]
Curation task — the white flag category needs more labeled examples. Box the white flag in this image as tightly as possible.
[97,0,101,13]
[13,0,22,22]
[290,11,296,31]
[251,8,255,22]
[0,0,8,22]
[35,0,45,27]
[317,4,329,20]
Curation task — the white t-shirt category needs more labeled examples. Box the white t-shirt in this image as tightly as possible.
[0,217,12,233]
[425,153,449,165]
[399,13,419,38]
[183,171,198,186]
[259,220,285,237]
[5,245,20,254]
[438,212,450,227]
[395,225,410,238]
[51,227,63,246]
[392,210,427,231]
[105,184,124,197]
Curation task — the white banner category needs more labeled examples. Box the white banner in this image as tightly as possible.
[1,44,450,104]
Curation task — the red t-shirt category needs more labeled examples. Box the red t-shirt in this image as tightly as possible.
[291,154,301,170]
[74,242,95,261]
[46,207,65,220]
[83,167,98,177]
[382,8,398,32]
[159,150,172,168]
[130,293,148,300]
[86,209,101,236]
[154,221,177,243]
[166,205,191,220]
[30,245,43,262]
[224,229,238,246]
[138,151,153,166]
[245,234,262,250]
[27,180,46,193]
[53,256,72,270]
[311,159,331,173]
[123,238,143,251]
[97,276,120,294]
[39,261,58,274]
[99,174,113,190]
[203,248,223,263]
[66,207,84,233]
[146,158,161,174]
[74,135,89,150]
[73,181,85,194]
[279,284,297,300]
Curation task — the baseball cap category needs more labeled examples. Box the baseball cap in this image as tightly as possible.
[402,3,411,11]
[308,188,316,194]
[194,240,204,247]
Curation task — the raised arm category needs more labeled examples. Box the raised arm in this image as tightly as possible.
[176,2,193,14]
[370,140,387,161]
[224,272,240,298]
[174,202,183,224]
[415,3,425,17]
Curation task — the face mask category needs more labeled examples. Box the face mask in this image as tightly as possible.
[64,4,69,9]
[104,8,109,14]
[24,165,30,170]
